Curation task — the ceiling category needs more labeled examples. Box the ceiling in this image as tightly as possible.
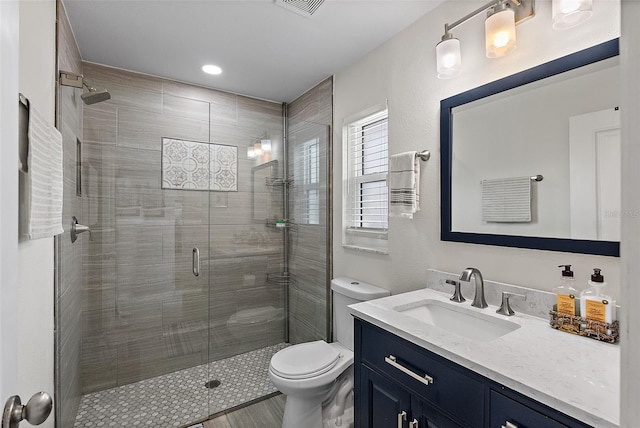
[62,0,445,103]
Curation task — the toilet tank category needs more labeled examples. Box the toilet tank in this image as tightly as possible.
[331,277,390,351]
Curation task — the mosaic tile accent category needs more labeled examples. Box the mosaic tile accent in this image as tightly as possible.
[73,343,287,428]
[209,144,238,192]
[162,138,237,191]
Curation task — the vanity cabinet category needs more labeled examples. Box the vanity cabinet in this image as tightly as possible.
[359,365,461,428]
[354,319,591,428]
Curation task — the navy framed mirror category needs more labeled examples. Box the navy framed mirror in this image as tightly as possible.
[440,38,620,256]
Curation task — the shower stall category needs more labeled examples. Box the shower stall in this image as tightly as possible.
[55,62,332,427]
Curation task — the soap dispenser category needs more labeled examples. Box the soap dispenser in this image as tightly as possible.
[579,268,616,324]
[554,265,578,316]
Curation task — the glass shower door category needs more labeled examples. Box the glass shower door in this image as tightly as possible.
[56,73,214,427]
[206,100,287,416]
[55,84,85,428]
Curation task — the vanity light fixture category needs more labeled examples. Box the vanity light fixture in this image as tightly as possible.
[436,0,534,79]
[485,1,517,58]
[253,142,263,156]
[260,139,272,153]
[552,0,593,29]
[436,33,462,79]
[247,139,271,159]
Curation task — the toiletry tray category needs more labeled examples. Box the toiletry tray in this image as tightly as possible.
[549,310,619,343]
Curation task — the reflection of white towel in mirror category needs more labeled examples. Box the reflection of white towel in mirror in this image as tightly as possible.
[481,177,532,223]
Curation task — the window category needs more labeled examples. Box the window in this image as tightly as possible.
[294,138,320,225]
[344,109,388,252]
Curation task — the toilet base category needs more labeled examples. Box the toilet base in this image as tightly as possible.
[282,395,324,428]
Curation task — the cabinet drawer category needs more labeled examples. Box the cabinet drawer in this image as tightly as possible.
[359,321,485,427]
[490,390,568,428]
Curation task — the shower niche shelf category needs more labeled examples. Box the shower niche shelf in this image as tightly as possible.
[266,272,297,286]
[266,219,298,230]
[265,177,294,188]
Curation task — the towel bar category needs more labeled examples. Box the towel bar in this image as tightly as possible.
[416,150,430,161]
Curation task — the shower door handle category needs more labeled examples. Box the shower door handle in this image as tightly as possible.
[192,248,200,277]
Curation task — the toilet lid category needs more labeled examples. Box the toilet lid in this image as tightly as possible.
[270,341,341,380]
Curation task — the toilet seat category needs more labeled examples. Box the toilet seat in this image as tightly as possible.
[270,341,341,380]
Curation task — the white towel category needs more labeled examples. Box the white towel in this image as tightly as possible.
[481,176,532,223]
[389,151,420,219]
[26,104,64,239]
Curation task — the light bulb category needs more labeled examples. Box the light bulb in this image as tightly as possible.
[247,146,256,159]
[492,31,511,48]
[260,139,272,153]
[253,142,263,156]
[202,64,222,75]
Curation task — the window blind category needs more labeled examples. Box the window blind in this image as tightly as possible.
[346,110,388,231]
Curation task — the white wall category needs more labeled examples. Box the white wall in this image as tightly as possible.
[620,0,640,423]
[17,1,56,426]
[333,0,621,298]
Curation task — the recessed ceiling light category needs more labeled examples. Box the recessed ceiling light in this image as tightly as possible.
[202,64,222,75]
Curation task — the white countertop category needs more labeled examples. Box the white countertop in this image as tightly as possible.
[349,288,620,427]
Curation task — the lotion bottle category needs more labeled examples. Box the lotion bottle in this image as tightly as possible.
[554,265,578,316]
[579,268,616,324]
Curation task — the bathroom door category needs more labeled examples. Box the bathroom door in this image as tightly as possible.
[569,107,621,241]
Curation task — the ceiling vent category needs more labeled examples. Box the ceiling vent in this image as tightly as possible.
[275,0,326,17]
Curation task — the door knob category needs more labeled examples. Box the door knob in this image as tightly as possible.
[2,392,52,428]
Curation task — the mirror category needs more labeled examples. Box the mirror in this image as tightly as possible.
[252,160,279,222]
[441,39,620,256]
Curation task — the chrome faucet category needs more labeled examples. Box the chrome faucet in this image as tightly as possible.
[459,267,488,308]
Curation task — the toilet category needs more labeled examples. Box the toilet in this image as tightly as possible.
[269,277,390,428]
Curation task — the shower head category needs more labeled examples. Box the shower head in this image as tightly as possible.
[60,72,111,105]
[81,82,111,105]
[60,71,111,105]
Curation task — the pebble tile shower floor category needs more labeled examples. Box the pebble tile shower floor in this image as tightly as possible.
[73,343,288,427]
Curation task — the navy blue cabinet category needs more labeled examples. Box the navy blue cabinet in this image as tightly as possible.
[354,319,591,428]
[359,365,462,428]
[359,365,410,428]
[490,390,569,428]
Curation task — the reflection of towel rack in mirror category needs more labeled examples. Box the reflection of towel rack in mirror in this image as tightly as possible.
[18,93,30,173]
[416,150,430,161]
[480,175,543,184]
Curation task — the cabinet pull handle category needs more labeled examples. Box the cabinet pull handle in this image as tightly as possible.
[409,419,419,428]
[385,355,434,386]
[397,410,407,428]
[192,247,200,277]
[502,422,518,428]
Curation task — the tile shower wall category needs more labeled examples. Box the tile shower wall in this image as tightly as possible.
[56,2,84,426]
[80,62,285,394]
[287,78,333,344]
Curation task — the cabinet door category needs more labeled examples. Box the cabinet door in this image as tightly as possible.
[411,396,464,428]
[358,364,411,428]
[490,390,569,428]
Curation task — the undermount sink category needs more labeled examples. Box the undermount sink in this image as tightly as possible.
[392,299,520,342]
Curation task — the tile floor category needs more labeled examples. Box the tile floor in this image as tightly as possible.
[188,394,285,428]
[73,343,287,427]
